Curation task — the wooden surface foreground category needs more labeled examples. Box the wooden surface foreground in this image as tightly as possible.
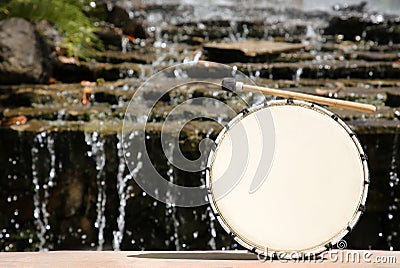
[0,250,399,268]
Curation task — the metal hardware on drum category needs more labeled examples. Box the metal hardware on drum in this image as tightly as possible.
[221,78,377,113]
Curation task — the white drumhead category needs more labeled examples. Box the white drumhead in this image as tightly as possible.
[207,101,368,256]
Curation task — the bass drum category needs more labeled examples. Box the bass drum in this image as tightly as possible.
[206,100,369,258]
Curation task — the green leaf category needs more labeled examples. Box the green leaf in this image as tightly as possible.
[0,0,104,59]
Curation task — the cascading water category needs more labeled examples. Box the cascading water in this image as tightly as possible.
[198,129,217,250]
[121,37,129,54]
[113,132,143,250]
[31,133,46,251]
[387,125,400,250]
[165,142,181,250]
[85,132,107,250]
[31,132,56,251]
[207,207,217,250]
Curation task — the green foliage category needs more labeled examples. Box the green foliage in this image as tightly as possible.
[0,0,103,59]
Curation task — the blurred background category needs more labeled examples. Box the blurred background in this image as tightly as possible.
[0,0,400,252]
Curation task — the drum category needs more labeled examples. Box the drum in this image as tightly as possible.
[206,99,369,258]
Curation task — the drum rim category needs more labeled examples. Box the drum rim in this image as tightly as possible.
[205,99,369,258]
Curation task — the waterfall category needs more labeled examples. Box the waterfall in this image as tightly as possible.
[207,207,217,250]
[113,132,143,250]
[295,67,303,82]
[199,130,217,250]
[85,132,107,250]
[121,36,129,54]
[31,132,56,251]
[164,142,181,250]
[387,126,400,250]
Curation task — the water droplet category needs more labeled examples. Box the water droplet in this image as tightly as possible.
[211,228,216,238]
[193,231,199,239]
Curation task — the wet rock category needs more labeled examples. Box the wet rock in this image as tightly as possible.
[385,88,400,107]
[0,18,50,84]
[0,88,56,108]
[53,60,141,83]
[348,51,400,61]
[95,29,123,50]
[236,61,400,80]
[47,170,85,218]
[324,16,369,40]
[1,115,28,127]
[90,50,153,64]
[332,1,367,12]
[166,19,268,42]
[106,5,147,39]
[204,40,305,63]
[350,119,400,134]
[325,14,400,44]
[366,23,400,44]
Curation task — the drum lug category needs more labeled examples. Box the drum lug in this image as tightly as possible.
[240,108,249,115]
[358,204,366,213]
[210,142,217,151]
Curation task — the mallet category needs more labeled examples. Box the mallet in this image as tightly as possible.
[221,78,376,113]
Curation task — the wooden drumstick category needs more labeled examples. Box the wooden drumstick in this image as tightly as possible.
[221,78,376,114]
